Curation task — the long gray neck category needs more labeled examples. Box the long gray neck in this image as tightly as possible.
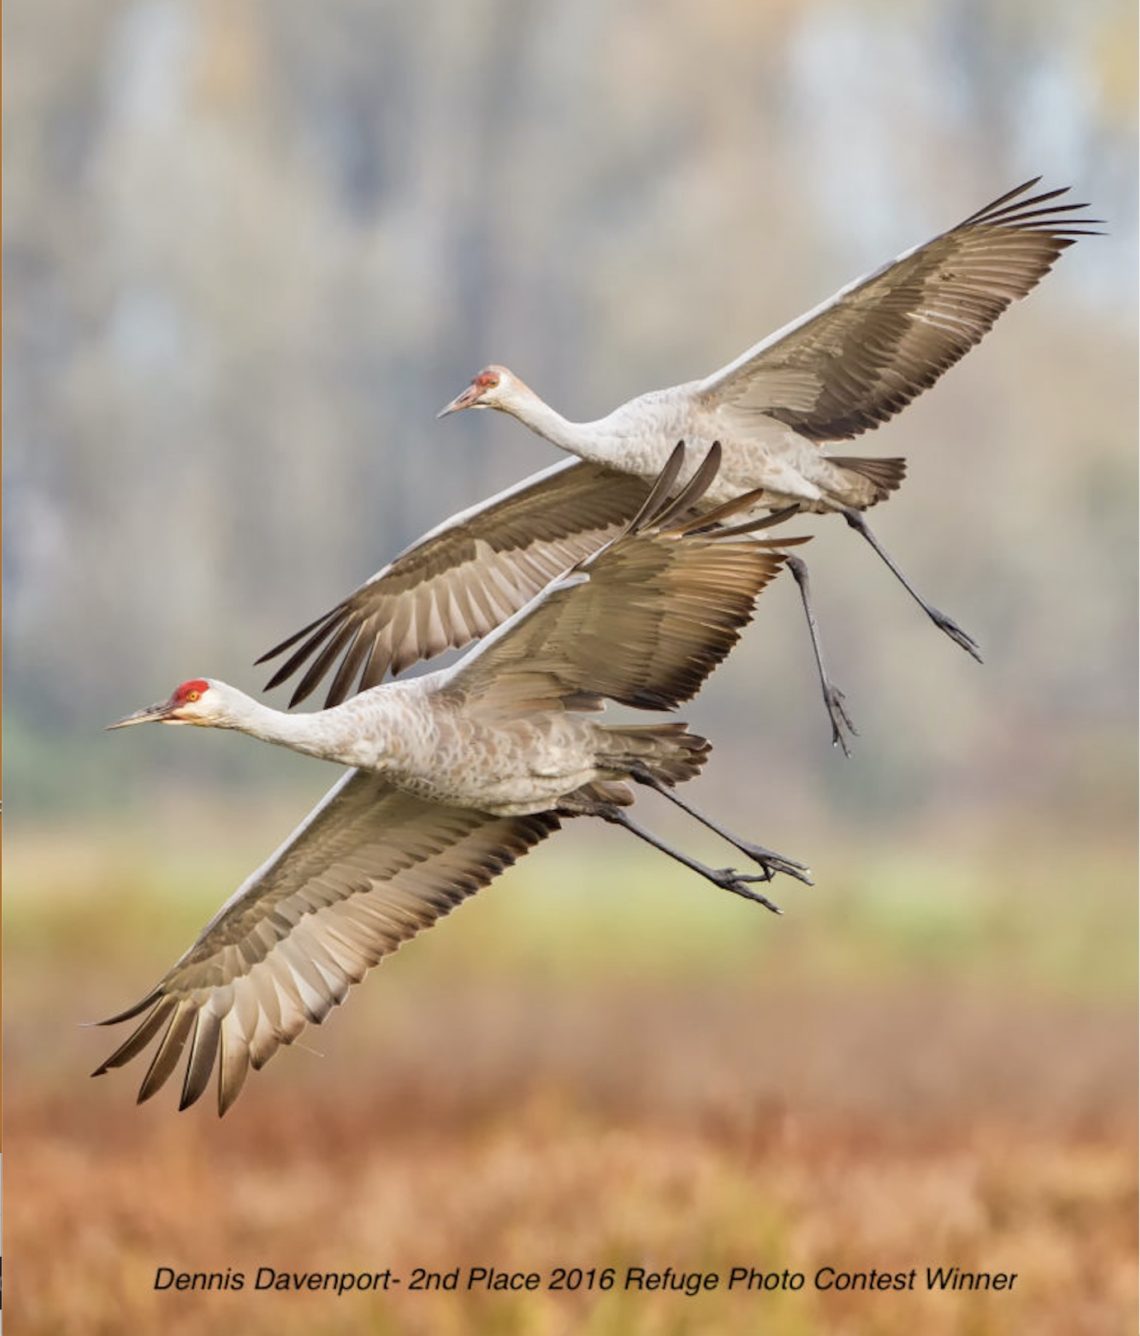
[220,691,374,767]
[504,390,610,461]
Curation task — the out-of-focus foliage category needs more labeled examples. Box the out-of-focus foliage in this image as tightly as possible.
[4,0,1136,833]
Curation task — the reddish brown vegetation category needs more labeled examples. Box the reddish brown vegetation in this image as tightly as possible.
[8,976,1136,1335]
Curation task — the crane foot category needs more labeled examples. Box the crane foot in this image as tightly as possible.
[824,684,859,756]
[929,608,983,662]
[708,868,784,914]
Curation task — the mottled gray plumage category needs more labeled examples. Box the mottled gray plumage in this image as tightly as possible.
[98,448,811,1115]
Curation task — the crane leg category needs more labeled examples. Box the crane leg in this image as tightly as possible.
[594,805,785,912]
[784,553,858,755]
[626,767,813,886]
[842,509,983,662]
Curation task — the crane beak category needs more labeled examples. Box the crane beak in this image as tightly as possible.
[437,384,480,418]
[106,701,174,730]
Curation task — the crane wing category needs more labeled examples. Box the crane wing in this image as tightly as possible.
[439,445,805,720]
[258,458,654,708]
[696,180,1100,442]
[93,770,558,1115]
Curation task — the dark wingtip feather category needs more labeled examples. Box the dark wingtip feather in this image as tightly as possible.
[966,185,1104,240]
[959,176,1047,225]
[92,990,163,1027]
[264,619,344,695]
[983,183,1072,217]
[286,620,359,707]
[288,680,317,708]
[622,687,682,711]
[323,629,378,709]
[255,607,342,665]
[355,640,390,695]
[331,638,381,707]
[136,1006,194,1105]
[957,180,1107,241]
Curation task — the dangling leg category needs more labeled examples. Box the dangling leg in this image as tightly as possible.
[784,553,858,755]
[842,509,982,661]
[593,805,786,913]
[628,767,813,886]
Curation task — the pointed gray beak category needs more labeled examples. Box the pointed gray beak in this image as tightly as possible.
[106,701,173,730]
[437,384,480,418]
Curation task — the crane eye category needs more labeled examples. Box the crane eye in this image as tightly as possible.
[186,690,200,702]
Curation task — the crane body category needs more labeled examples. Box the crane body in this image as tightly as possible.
[98,448,812,1115]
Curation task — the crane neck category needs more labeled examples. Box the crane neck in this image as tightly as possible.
[214,690,370,766]
[504,389,611,462]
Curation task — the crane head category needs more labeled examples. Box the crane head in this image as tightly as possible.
[107,678,217,729]
[437,365,514,417]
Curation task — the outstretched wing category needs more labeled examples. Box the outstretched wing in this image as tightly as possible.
[258,459,654,708]
[93,770,558,1115]
[440,444,807,720]
[697,179,1101,442]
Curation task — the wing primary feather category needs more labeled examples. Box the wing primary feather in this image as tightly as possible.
[323,626,377,708]
[91,998,175,1074]
[713,518,812,542]
[966,186,1074,225]
[93,987,164,1027]
[957,177,1042,225]
[137,1002,195,1104]
[357,639,391,693]
[179,1008,222,1111]
[349,636,384,697]
[668,481,780,534]
[218,1024,251,1117]
[981,200,1090,225]
[622,441,688,533]
[650,442,723,529]
[263,613,347,694]
[678,501,801,537]
[975,186,1074,221]
[256,606,343,665]
[288,620,360,708]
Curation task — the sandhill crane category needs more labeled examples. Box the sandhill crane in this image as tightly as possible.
[96,447,812,1115]
[259,179,1097,753]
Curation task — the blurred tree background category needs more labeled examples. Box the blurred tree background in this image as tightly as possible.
[4,0,1135,841]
